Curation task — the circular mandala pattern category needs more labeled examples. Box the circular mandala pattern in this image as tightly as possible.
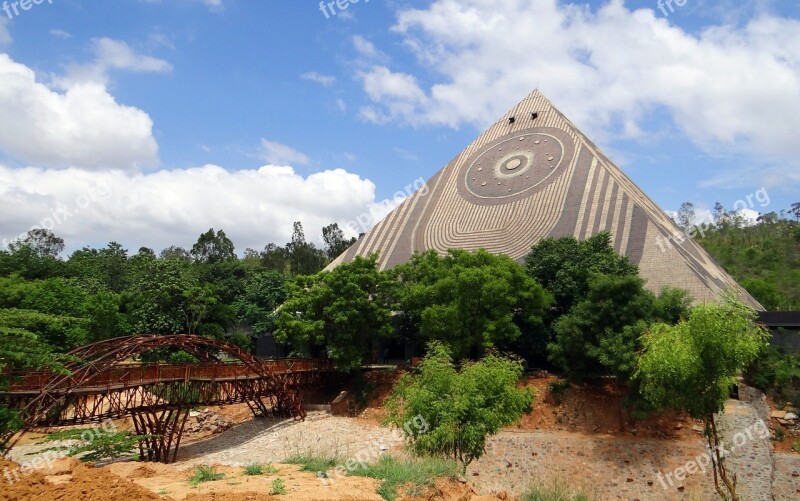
[464,132,566,199]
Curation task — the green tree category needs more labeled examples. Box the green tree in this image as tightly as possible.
[8,229,64,258]
[789,202,800,221]
[322,223,355,260]
[395,250,550,359]
[191,228,236,264]
[261,243,290,273]
[275,255,394,370]
[548,275,690,382]
[636,298,768,501]
[286,222,327,275]
[235,271,288,336]
[1,326,67,437]
[125,259,202,334]
[385,342,533,471]
[676,202,696,230]
[524,232,637,315]
[0,308,89,351]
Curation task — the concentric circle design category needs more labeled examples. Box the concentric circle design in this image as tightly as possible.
[463,131,567,199]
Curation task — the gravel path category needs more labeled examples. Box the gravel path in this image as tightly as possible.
[178,412,402,466]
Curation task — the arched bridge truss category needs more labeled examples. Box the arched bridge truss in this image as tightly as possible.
[1,335,337,463]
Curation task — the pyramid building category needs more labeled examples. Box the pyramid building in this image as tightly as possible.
[329,90,761,309]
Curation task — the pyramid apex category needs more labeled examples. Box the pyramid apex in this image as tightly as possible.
[331,91,761,309]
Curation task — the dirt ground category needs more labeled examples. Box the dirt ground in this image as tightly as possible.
[0,370,748,501]
[362,371,700,440]
[1,456,506,501]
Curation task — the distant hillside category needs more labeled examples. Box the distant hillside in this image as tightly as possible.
[696,219,800,311]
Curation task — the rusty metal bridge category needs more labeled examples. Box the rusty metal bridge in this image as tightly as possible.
[0,335,337,463]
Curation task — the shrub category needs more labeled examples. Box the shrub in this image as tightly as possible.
[792,440,800,453]
[270,478,287,495]
[190,465,224,486]
[385,342,533,471]
[36,427,149,463]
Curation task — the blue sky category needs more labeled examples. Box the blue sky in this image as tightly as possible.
[0,0,798,253]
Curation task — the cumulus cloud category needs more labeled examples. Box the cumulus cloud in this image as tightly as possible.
[259,139,311,166]
[0,53,159,170]
[357,0,800,185]
[0,164,378,253]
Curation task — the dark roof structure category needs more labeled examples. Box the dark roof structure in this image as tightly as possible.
[329,90,761,309]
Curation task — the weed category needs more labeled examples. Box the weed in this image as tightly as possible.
[522,477,596,501]
[189,465,224,486]
[286,454,339,477]
[348,455,459,501]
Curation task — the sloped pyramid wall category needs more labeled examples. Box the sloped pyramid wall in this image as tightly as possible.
[330,90,761,309]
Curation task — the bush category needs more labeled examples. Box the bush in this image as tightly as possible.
[189,465,224,486]
[36,427,148,463]
[386,342,533,470]
[348,455,459,501]
[270,478,287,495]
[792,440,800,453]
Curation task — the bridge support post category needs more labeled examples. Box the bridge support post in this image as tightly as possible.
[131,408,190,464]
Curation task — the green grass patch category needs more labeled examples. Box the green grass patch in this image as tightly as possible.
[522,478,596,501]
[243,463,278,476]
[286,454,339,477]
[189,465,224,486]
[347,455,459,501]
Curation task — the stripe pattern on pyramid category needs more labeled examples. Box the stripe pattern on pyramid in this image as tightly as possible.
[329,90,761,309]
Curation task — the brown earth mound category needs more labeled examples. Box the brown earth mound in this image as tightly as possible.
[0,457,163,501]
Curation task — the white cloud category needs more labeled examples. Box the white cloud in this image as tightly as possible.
[359,0,800,186]
[49,29,72,39]
[353,35,385,61]
[0,17,10,46]
[0,163,379,253]
[259,139,311,166]
[58,37,172,87]
[301,72,336,86]
[0,53,159,170]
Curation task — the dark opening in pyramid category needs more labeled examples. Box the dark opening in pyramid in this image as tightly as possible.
[329,90,761,309]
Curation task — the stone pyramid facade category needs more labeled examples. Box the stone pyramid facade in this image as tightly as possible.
[329,90,761,308]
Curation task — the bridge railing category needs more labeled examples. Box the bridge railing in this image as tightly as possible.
[3,359,336,393]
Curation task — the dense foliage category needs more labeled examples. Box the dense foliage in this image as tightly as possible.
[636,298,769,500]
[694,207,800,310]
[385,342,533,470]
[393,249,551,359]
[275,255,396,371]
